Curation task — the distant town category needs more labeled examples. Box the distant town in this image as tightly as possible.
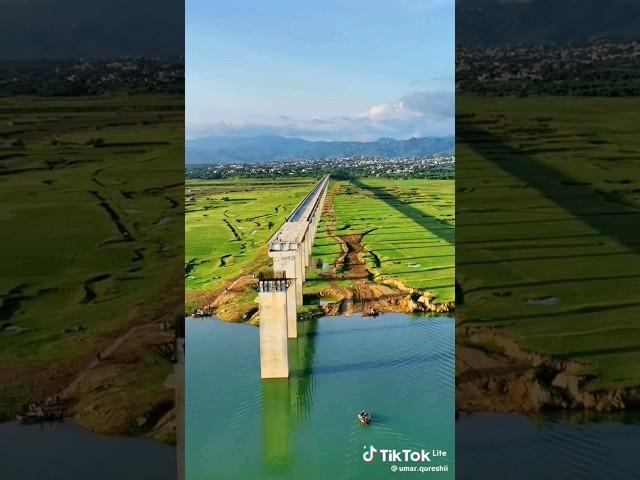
[0,57,184,96]
[457,40,640,96]
[186,154,454,180]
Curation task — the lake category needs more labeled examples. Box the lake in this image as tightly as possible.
[0,420,176,479]
[186,313,455,479]
[456,412,640,479]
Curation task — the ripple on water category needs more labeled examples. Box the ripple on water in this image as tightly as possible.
[187,313,455,480]
[457,413,640,480]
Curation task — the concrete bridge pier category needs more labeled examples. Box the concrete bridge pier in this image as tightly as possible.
[304,232,312,268]
[269,243,305,305]
[285,276,297,339]
[270,256,302,333]
[280,253,304,307]
[258,278,294,378]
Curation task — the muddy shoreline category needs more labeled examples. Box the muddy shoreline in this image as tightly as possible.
[1,320,178,445]
[456,324,640,414]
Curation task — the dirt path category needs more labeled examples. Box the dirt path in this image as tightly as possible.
[207,274,254,309]
[320,184,368,282]
[337,234,384,301]
[316,183,456,317]
[315,184,406,311]
[61,323,151,397]
[338,234,367,279]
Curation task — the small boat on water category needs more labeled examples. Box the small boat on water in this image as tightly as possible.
[362,307,379,317]
[16,411,64,424]
[357,410,371,425]
[16,399,66,425]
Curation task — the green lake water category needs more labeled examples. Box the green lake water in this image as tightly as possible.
[186,313,455,479]
[457,412,640,479]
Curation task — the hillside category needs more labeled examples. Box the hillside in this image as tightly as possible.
[457,0,640,45]
[186,135,455,164]
[0,0,183,59]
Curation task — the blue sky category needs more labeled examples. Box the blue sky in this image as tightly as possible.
[187,0,454,140]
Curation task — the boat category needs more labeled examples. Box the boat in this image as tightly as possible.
[16,401,65,425]
[357,410,371,425]
[362,307,379,317]
[16,411,63,424]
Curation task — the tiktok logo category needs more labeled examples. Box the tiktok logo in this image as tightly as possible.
[362,445,378,463]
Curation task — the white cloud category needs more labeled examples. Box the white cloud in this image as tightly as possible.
[364,101,421,121]
[187,90,454,141]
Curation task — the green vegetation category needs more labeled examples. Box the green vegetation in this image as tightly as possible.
[185,177,455,312]
[318,178,455,302]
[457,96,640,391]
[184,178,317,312]
[0,94,182,432]
[458,42,640,97]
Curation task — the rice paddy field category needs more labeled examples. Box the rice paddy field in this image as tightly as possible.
[185,177,455,310]
[184,178,316,308]
[457,96,640,390]
[314,178,455,302]
[0,95,183,425]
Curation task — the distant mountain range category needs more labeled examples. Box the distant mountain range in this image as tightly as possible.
[457,0,640,45]
[0,0,183,59]
[186,135,455,164]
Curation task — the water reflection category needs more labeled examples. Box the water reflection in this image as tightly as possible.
[262,319,318,472]
[187,314,455,480]
[289,319,318,420]
[262,379,293,473]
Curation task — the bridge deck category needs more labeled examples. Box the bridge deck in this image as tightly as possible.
[271,222,307,245]
[269,175,329,249]
[288,175,329,223]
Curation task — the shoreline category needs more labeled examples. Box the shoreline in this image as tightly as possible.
[188,265,455,323]
[1,417,178,444]
[456,324,640,415]
[1,320,179,445]
[189,222,455,322]
[1,389,177,445]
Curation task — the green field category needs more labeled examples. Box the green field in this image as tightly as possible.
[0,95,183,434]
[186,177,455,312]
[310,178,455,302]
[185,178,317,309]
[457,96,640,390]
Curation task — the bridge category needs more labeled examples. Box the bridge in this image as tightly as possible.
[258,175,330,379]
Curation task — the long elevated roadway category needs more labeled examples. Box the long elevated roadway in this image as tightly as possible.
[258,175,330,378]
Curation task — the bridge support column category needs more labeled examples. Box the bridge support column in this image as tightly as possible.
[304,231,312,268]
[272,256,302,327]
[294,254,304,305]
[258,279,292,378]
[285,280,297,338]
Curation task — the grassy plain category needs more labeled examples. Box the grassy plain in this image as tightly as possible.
[457,96,640,391]
[309,179,455,302]
[184,178,316,313]
[185,177,455,315]
[0,95,183,436]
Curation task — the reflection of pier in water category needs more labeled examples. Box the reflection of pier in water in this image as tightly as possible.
[262,318,318,472]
